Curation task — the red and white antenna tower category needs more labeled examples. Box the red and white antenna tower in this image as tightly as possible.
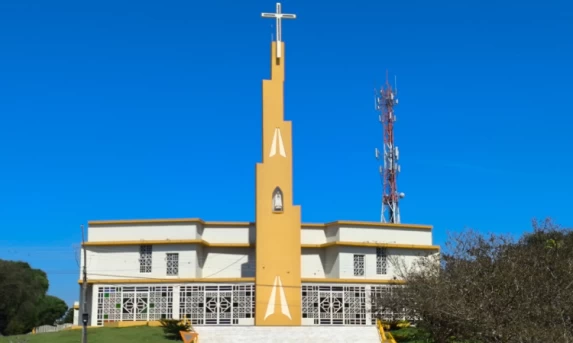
[375,72,405,223]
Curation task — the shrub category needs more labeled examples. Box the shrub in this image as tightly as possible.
[159,319,192,340]
[391,327,431,342]
[381,320,410,330]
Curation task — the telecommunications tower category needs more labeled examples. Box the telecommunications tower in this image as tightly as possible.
[375,73,405,223]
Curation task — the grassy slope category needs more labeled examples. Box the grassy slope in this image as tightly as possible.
[0,326,430,343]
[0,326,171,343]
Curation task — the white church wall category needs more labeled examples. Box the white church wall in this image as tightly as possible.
[337,226,432,246]
[84,244,201,280]
[385,248,435,279]
[153,244,201,278]
[88,223,199,242]
[336,246,435,280]
[325,227,340,242]
[195,245,204,278]
[337,246,378,279]
[87,285,96,326]
[200,248,254,278]
[200,226,252,244]
[300,227,340,245]
[73,306,79,326]
[301,248,326,278]
[301,228,327,245]
[324,246,340,278]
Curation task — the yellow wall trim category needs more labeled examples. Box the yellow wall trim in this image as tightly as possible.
[88,218,252,227]
[83,239,253,248]
[303,221,432,230]
[83,239,437,250]
[301,242,440,251]
[302,278,406,284]
[104,321,163,328]
[78,277,255,285]
[66,325,103,330]
[80,277,405,285]
[88,218,431,231]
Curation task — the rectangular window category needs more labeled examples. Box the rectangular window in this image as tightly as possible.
[353,254,365,276]
[139,245,152,273]
[376,248,387,275]
[166,253,179,276]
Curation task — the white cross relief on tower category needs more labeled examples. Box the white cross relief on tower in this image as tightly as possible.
[264,276,292,320]
[269,128,286,158]
[261,2,296,58]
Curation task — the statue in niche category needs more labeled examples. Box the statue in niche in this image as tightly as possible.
[272,187,284,212]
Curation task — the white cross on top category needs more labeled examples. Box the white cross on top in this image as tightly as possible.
[261,3,296,58]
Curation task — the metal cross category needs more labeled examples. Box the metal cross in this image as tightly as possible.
[262,3,296,58]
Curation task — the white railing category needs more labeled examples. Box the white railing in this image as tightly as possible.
[33,323,72,334]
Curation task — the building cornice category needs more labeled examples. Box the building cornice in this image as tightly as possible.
[87,218,432,230]
[78,277,255,285]
[301,242,440,251]
[303,221,432,230]
[78,277,405,285]
[88,218,251,227]
[82,239,438,251]
[82,239,252,248]
[301,278,406,285]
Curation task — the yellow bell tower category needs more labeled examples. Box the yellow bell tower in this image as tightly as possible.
[255,3,301,326]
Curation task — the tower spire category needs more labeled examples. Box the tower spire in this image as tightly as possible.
[255,3,302,326]
[262,2,296,58]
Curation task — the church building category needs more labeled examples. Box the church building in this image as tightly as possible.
[78,3,438,329]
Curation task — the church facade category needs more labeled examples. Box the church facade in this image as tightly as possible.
[78,5,438,328]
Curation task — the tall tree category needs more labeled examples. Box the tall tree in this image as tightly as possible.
[0,260,49,335]
[61,308,74,324]
[373,218,573,343]
[37,296,68,326]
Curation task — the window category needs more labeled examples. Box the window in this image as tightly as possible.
[179,284,256,325]
[301,285,366,325]
[139,245,152,273]
[376,248,387,275]
[353,254,365,276]
[166,253,179,276]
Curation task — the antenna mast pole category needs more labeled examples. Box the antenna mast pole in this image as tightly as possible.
[81,225,88,343]
[375,71,404,223]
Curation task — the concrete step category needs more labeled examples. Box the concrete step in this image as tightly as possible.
[193,326,380,343]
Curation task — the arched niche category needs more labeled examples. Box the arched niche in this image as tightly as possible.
[272,187,284,213]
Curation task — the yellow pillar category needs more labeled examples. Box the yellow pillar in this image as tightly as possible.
[254,42,302,326]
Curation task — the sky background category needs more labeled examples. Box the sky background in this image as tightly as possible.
[0,0,572,306]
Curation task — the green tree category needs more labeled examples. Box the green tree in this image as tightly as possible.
[0,259,49,335]
[61,308,74,324]
[37,295,68,326]
[374,218,573,343]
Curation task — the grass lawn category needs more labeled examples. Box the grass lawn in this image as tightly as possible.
[0,326,172,343]
[0,325,437,343]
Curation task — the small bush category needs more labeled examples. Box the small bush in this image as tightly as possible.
[159,319,192,341]
[391,327,431,342]
[380,320,410,330]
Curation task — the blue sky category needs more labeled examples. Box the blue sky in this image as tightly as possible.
[0,0,571,306]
